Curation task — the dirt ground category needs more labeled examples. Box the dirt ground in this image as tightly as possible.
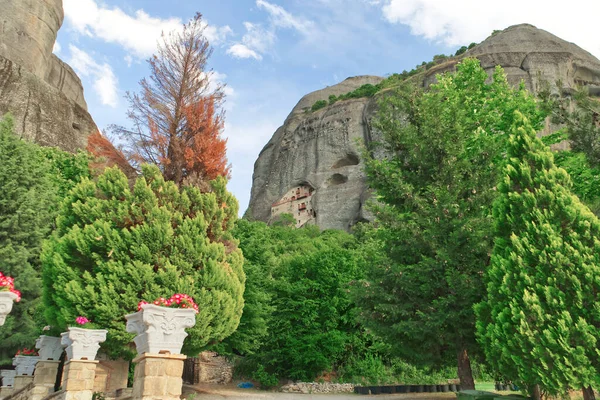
[183,384,459,400]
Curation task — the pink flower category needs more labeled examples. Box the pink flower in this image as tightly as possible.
[75,316,90,325]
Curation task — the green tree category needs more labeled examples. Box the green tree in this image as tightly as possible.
[220,220,377,382]
[355,59,546,388]
[475,111,600,399]
[0,115,57,363]
[41,165,245,358]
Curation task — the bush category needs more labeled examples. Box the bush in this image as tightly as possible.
[252,364,279,389]
[42,165,245,359]
[311,100,328,112]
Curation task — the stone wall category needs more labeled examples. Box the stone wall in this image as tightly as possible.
[196,352,233,384]
[280,382,354,394]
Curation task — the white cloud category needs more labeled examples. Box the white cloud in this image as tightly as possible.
[63,0,232,59]
[68,45,119,108]
[256,0,313,33]
[53,42,61,54]
[124,55,133,67]
[227,1,312,61]
[204,25,234,45]
[227,43,263,60]
[378,0,600,59]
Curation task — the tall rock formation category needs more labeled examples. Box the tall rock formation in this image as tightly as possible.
[248,24,600,231]
[0,0,97,152]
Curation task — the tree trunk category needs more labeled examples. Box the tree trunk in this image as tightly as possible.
[583,386,596,400]
[530,384,541,400]
[457,347,475,390]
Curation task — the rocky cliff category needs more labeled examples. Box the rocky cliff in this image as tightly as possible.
[247,24,600,231]
[0,0,97,152]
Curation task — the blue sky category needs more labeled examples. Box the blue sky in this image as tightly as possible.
[57,0,600,214]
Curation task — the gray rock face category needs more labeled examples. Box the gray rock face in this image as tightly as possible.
[0,0,96,151]
[248,76,383,230]
[424,24,600,94]
[248,24,600,231]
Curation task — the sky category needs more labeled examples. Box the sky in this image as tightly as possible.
[57,0,600,214]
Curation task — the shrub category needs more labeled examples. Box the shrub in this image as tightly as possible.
[41,165,245,359]
[311,100,328,112]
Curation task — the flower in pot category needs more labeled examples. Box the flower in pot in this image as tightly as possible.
[60,316,107,361]
[0,272,21,326]
[125,293,198,356]
[12,348,40,375]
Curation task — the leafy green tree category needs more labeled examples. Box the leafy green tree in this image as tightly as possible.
[0,115,57,363]
[355,59,546,388]
[220,220,378,382]
[41,165,245,359]
[475,111,600,399]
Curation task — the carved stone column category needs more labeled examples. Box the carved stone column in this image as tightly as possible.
[125,305,196,400]
[0,292,18,326]
[29,335,64,400]
[58,327,107,400]
[0,370,16,399]
[13,355,40,376]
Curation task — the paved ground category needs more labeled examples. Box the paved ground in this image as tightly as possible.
[183,385,458,400]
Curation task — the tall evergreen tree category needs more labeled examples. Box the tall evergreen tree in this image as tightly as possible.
[0,116,56,363]
[476,111,600,399]
[355,59,546,388]
[41,165,245,359]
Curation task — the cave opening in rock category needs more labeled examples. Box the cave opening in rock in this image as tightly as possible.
[332,153,359,169]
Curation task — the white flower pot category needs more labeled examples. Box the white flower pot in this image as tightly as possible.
[0,292,18,326]
[125,304,196,355]
[12,355,40,376]
[60,327,107,361]
[35,335,63,361]
[0,370,16,387]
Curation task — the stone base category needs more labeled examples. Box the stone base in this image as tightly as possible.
[30,360,60,400]
[0,386,14,399]
[13,375,33,390]
[61,360,98,400]
[132,353,186,400]
[94,359,129,393]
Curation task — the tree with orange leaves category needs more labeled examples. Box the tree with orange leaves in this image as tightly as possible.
[112,13,230,186]
[86,131,136,178]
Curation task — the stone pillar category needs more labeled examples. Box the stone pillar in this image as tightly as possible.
[132,354,186,400]
[0,386,13,399]
[0,370,16,387]
[60,360,98,400]
[93,359,129,394]
[125,304,197,400]
[13,375,33,390]
[57,327,107,400]
[30,361,60,400]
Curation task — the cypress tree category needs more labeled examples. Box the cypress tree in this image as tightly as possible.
[41,165,245,358]
[0,116,56,362]
[476,111,600,396]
